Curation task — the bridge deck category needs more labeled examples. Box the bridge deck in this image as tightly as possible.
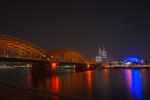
[0,57,47,63]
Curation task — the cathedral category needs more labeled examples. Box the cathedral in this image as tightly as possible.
[95,45,107,63]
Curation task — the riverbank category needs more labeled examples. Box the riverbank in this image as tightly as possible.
[0,81,83,100]
[0,84,60,100]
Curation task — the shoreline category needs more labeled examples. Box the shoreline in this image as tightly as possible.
[0,84,53,100]
[0,81,83,100]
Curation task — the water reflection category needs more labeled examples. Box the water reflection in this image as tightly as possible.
[86,71,92,97]
[123,70,133,95]
[124,69,142,100]
[132,70,142,100]
[50,76,59,93]
[102,69,110,91]
[13,65,150,100]
[27,67,95,99]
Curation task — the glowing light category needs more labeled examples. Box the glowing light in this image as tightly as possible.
[87,64,90,69]
[51,62,57,71]
[123,69,133,94]
[86,71,92,96]
[123,57,143,64]
[132,70,142,100]
[74,65,76,69]
[52,62,56,66]
[124,70,142,100]
[50,76,59,93]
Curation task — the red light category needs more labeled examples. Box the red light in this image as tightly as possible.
[51,62,57,71]
[52,62,56,66]
[87,64,90,69]
[74,65,76,72]
[51,76,59,93]
[74,65,76,69]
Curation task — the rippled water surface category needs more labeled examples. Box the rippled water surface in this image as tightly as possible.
[1,67,150,100]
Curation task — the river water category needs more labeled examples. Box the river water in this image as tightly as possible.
[0,66,150,100]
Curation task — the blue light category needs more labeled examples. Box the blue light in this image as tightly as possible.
[123,69,142,100]
[132,70,142,100]
[123,57,142,64]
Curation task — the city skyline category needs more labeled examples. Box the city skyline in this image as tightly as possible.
[1,1,150,100]
[1,0,150,59]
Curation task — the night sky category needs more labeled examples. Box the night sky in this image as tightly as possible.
[0,0,150,60]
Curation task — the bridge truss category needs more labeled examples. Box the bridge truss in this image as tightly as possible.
[0,34,46,60]
[47,49,95,64]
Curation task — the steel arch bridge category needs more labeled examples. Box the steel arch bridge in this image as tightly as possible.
[47,49,95,64]
[0,34,46,59]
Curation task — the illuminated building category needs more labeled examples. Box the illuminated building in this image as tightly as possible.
[123,57,144,64]
[95,47,102,63]
[95,45,107,63]
[101,45,107,60]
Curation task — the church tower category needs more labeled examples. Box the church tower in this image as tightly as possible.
[101,45,107,60]
[95,47,102,63]
[95,45,107,63]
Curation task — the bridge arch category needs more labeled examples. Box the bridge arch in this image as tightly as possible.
[0,34,46,59]
[47,49,95,64]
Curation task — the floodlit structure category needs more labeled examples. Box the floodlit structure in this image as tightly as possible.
[0,34,46,59]
[0,34,95,64]
[95,45,107,63]
[47,49,95,64]
[123,57,144,64]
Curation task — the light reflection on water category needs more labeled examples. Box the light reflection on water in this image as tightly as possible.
[1,66,150,100]
[86,71,92,97]
[123,69,142,100]
[102,69,110,93]
[50,76,59,93]
[132,70,142,100]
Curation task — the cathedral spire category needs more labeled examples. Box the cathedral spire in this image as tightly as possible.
[95,45,108,63]
[101,44,107,60]
[98,47,101,56]
[102,44,105,51]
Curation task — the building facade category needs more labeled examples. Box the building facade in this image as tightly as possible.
[95,45,107,63]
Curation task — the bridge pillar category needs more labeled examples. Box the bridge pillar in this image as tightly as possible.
[31,63,51,77]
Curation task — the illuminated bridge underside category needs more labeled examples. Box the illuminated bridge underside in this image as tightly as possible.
[47,49,95,64]
[0,34,46,59]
